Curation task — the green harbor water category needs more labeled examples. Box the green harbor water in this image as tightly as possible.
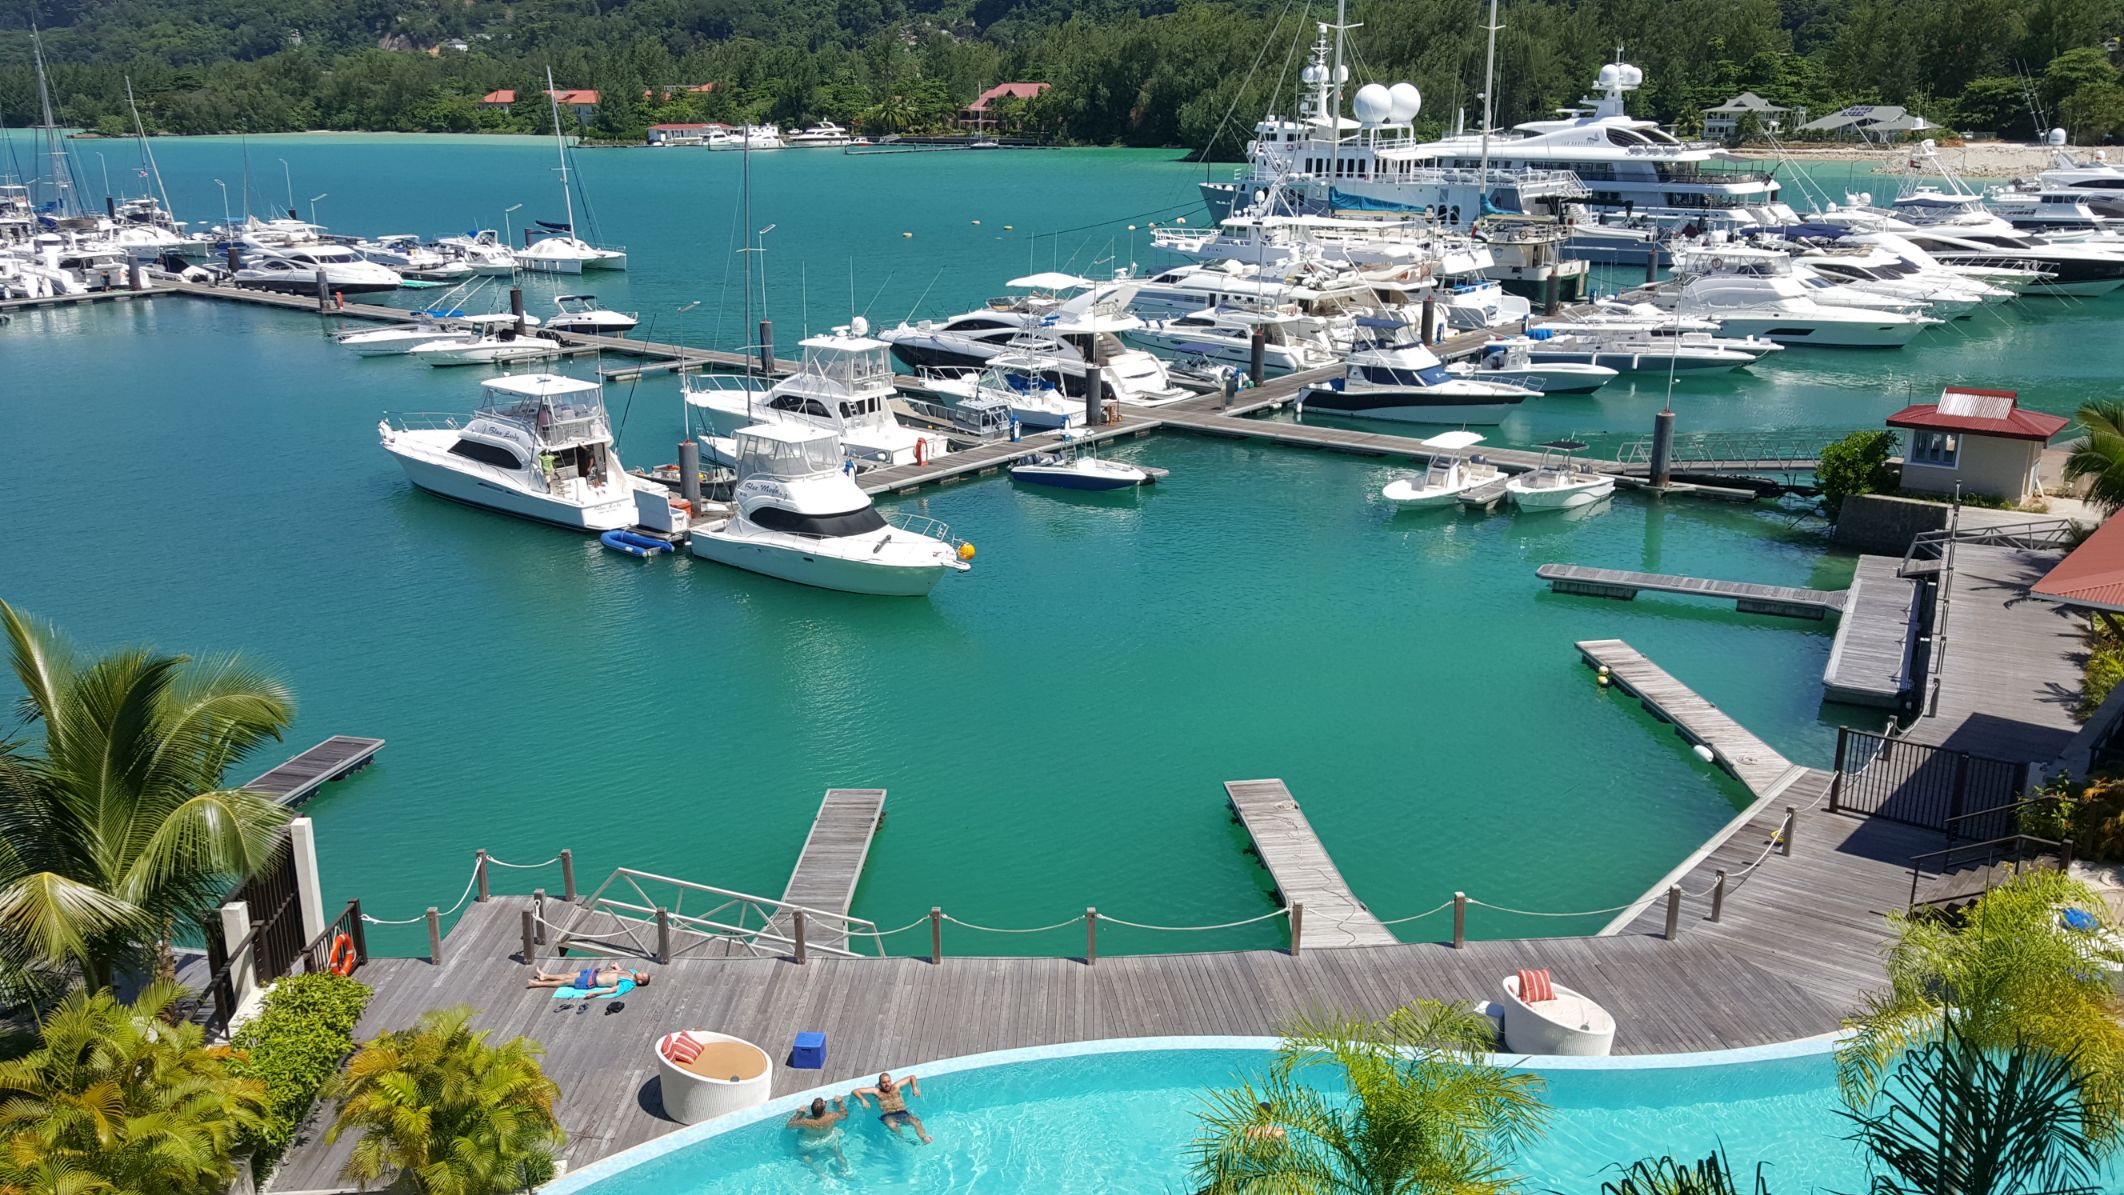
[4,134,2117,955]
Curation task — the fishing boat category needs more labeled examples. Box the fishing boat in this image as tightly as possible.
[1297,317,1536,425]
[378,373,645,530]
[1506,440,1616,511]
[687,424,973,596]
[1445,342,1616,394]
[687,320,946,468]
[545,294,639,335]
[1009,439,1154,491]
[910,336,1088,431]
[1381,431,1498,507]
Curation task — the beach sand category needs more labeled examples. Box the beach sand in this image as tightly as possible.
[1734,141,2090,180]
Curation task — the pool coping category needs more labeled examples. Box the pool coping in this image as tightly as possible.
[539,1030,1850,1192]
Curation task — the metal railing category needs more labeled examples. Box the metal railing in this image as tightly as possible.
[1829,725,2027,837]
[297,900,368,977]
[1907,834,2068,909]
[1615,431,1837,474]
[554,868,880,963]
[1900,518,2077,575]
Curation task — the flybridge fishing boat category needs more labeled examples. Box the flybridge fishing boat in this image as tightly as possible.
[1298,317,1535,425]
[911,335,1088,432]
[516,68,628,274]
[378,373,645,530]
[688,320,948,469]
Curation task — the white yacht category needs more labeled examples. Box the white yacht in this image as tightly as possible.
[378,373,644,529]
[707,125,785,151]
[1446,342,1616,394]
[1887,223,2124,297]
[786,121,852,148]
[1128,260,1374,334]
[516,69,629,274]
[880,275,1191,406]
[1297,318,1535,424]
[350,235,474,282]
[337,315,473,356]
[1670,243,1938,318]
[1639,246,1938,346]
[1990,149,2124,230]
[688,321,946,468]
[436,230,520,275]
[233,242,403,294]
[545,294,639,335]
[1500,328,1757,374]
[687,424,972,596]
[407,321,563,366]
[1124,305,1340,377]
[912,337,1088,431]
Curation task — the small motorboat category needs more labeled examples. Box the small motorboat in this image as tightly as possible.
[1382,431,1499,508]
[1506,440,1617,512]
[408,319,564,367]
[1446,342,1617,395]
[337,318,468,356]
[1009,441,1154,491]
[600,529,673,557]
[546,294,639,336]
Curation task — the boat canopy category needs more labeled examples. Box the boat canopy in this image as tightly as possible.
[482,374,602,400]
[1420,430,1485,451]
[1007,271,1093,291]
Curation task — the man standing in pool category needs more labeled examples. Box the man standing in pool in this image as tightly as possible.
[786,1096,851,1175]
[851,1072,931,1144]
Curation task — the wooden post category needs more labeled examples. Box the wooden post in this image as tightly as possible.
[1710,870,1727,923]
[1452,891,1467,948]
[1085,907,1098,965]
[1828,728,1848,813]
[1420,292,1437,346]
[1645,246,1659,286]
[474,850,490,902]
[929,906,943,965]
[1288,901,1304,957]
[1782,807,1797,857]
[1543,269,1560,317]
[532,889,547,944]
[1248,326,1267,386]
[520,908,536,966]
[758,319,774,375]
[1663,885,1682,940]
[656,907,672,964]
[348,900,368,965]
[793,909,808,965]
[425,907,442,965]
[560,849,576,902]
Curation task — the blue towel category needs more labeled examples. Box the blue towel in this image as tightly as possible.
[2062,907,2100,932]
[551,978,635,1000]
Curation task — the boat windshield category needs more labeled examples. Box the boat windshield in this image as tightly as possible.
[737,432,842,479]
[478,392,610,446]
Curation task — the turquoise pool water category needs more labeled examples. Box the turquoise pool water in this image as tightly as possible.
[549,1038,2112,1194]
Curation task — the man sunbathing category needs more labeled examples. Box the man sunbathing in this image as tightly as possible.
[526,965,651,994]
[851,1072,930,1144]
[787,1096,851,1175]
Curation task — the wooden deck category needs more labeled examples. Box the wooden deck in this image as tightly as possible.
[773,789,888,954]
[1575,640,1813,800]
[1904,544,2086,762]
[1224,779,1396,949]
[241,736,385,807]
[1823,555,1920,708]
[1536,564,1846,620]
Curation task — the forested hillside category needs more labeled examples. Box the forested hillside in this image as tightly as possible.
[2,0,2121,150]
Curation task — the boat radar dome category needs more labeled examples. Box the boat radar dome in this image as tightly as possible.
[1302,64,1324,84]
[851,315,870,336]
[1598,62,1644,90]
[1353,84,1393,124]
[1388,83,1422,121]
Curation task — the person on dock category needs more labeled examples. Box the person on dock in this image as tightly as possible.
[787,1096,852,1175]
[526,965,650,994]
[851,1072,930,1144]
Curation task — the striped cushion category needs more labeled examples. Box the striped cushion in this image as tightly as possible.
[1517,968,1555,1003]
[665,1034,703,1064]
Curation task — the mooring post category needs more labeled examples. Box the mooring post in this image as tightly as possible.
[520,908,536,966]
[1544,269,1561,317]
[678,439,702,509]
[1420,291,1437,346]
[1288,901,1304,957]
[929,906,943,965]
[560,849,576,902]
[225,244,241,273]
[510,286,525,333]
[1664,885,1682,940]
[1084,338,1106,426]
[1783,807,1797,856]
[474,850,490,902]
[129,262,146,292]
[314,267,330,313]
[531,889,547,944]
[1645,246,1660,286]
[656,907,672,964]
[425,907,442,965]
[1452,891,1467,948]
[758,319,774,374]
[1650,408,1675,489]
[1249,326,1267,385]
[792,909,808,964]
[1085,907,1098,965]
[1710,870,1727,922]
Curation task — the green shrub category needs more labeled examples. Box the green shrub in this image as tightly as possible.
[1817,429,1901,521]
[2082,620,2124,720]
[228,971,372,1179]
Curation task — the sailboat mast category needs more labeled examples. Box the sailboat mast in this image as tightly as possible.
[1323,0,1348,205]
[127,78,175,220]
[1478,0,1500,215]
[546,68,576,240]
[30,25,77,217]
[741,137,755,414]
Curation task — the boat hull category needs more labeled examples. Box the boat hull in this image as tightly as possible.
[1524,347,1749,374]
[1454,362,1616,394]
[1381,480,1467,507]
[386,449,637,531]
[688,531,952,596]
[1299,385,1523,426]
[413,343,562,367]
[1508,478,1616,510]
[1010,466,1141,491]
[1699,315,1927,348]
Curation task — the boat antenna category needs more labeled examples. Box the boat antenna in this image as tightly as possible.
[1476,0,1499,231]
[545,68,577,243]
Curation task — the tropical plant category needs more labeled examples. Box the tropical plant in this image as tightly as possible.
[1591,1147,1773,1194]
[0,601,294,997]
[1838,869,2124,1151]
[227,972,373,1180]
[1189,999,1548,1194]
[1843,1015,2103,1195]
[1815,429,1901,521]
[327,1005,563,1195]
[0,981,268,1195]
[2064,399,2124,516]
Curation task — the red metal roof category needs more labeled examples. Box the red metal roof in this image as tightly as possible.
[2033,516,2124,612]
[1886,386,2067,442]
[481,89,516,104]
[966,82,1049,111]
[551,89,600,105]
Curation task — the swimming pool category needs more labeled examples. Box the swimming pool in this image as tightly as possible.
[544,1034,2110,1193]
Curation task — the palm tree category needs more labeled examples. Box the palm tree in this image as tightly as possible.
[0,981,268,1195]
[1189,1000,1549,1194]
[1590,1149,1773,1194]
[0,601,294,996]
[328,1006,563,1195]
[2063,399,2124,514]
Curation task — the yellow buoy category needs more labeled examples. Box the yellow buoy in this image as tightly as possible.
[1596,664,1612,688]
[958,542,977,561]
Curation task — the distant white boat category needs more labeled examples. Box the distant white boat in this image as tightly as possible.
[515,67,629,274]
[545,294,638,335]
[786,121,852,148]
[1010,441,1152,491]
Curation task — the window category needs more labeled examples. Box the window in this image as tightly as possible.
[748,505,889,538]
[1909,429,1960,466]
[448,438,525,470]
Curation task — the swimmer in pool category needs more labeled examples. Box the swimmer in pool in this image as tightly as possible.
[850,1072,930,1144]
[786,1097,850,1175]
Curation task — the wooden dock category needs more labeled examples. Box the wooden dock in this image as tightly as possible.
[0,286,170,313]
[1903,543,2086,761]
[1536,564,1846,619]
[241,736,385,806]
[1822,555,1920,708]
[773,789,888,954]
[1224,779,1396,949]
[1575,640,1812,800]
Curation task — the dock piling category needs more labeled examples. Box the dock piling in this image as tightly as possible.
[758,319,774,376]
[520,908,536,966]
[1452,891,1467,948]
[474,850,490,902]
[560,849,576,902]
[1420,292,1436,346]
[1645,247,1659,285]
[1544,270,1560,317]
[532,889,547,944]
[655,907,672,964]
[425,907,442,964]
[1249,327,1266,385]
[678,440,702,509]
[314,268,330,314]
[930,906,943,965]
[1650,409,1675,490]
[1085,340,1106,426]
[510,287,525,333]
[1288,901,1303,956]
[1710,871,1727,922]
[792,909,808,964]
[1085,907,1098,965]
[1783,807,1796,856]
[1664,885,1682,939]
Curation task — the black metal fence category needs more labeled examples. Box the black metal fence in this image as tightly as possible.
[230,839,307,982]
[1828,726,2028,840]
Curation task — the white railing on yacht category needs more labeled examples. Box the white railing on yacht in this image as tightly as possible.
[884,510,959,545]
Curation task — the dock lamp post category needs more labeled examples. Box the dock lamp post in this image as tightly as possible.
[213,179,231,231]
[504,202,524,250]
[308,193,328,228]
[676,299,700,354]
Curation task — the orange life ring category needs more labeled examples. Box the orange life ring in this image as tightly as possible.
[328,932,357,976]
[915,438,929,466]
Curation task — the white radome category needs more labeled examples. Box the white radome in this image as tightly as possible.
[1352,83,1393,124]
[1388,82,1422,121]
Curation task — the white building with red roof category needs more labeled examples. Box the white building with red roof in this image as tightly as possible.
[1886,386,2068,505]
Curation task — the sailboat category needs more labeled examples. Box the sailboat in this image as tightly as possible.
[515,69,628,274]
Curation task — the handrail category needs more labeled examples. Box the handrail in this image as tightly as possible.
[1942,794,2057,831]
[1908,832,2062,866]
[1907,833,2066,908]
